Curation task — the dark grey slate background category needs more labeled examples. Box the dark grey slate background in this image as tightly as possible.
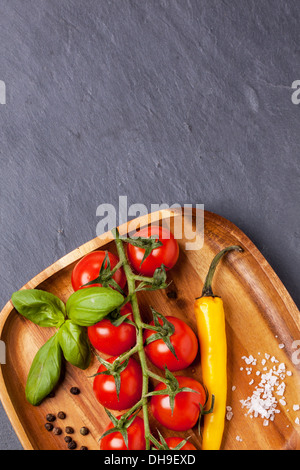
[0,0,299,450]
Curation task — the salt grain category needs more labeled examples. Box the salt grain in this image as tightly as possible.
[276,382,286,396]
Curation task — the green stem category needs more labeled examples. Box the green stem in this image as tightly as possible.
[121,398,144,421]
[117,344,139,363]
[118,294,133,309]
[113,228,151,450]
[133,274,156,283]
[146,369,168,385]
[140,323,161,332]
[148,434,162,448]
[201,245,243,297]
[109,259,124,276]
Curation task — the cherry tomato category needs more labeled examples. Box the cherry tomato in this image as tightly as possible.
[164,437,197,450]
[150,376,206,431]
[127,226,179,276]
[88,304,136,356]
[93,356,143,411]
[71,251,126,291]
[100,415,146,450]
[143,316,198,371]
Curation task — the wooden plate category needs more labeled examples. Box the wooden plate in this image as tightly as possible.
[0,208,299,450]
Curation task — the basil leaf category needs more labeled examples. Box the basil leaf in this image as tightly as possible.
[11,289,66,328]
[58,320,91,370]
[25,333,62,406]
[66,287,124,326]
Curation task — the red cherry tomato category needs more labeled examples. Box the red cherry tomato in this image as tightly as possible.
[93,357,143,411]
[143,316,198,371]
[88,304,136,356]
[100,415,146,450]
[151,376,206,431]
[127,226,179,276]
[164,437,197,450]
[71,251,126,291]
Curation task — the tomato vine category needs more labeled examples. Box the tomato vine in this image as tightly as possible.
[101,228,202,449]
[112,227,153,449]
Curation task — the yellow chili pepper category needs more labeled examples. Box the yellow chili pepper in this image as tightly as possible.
[194,246,243,450]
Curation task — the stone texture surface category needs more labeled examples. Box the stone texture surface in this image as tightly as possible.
[0,0,299,449]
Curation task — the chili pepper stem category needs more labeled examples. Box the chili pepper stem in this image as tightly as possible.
[113,228,151,450]
[201,245,243,297]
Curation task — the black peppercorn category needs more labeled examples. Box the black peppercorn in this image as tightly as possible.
[70,387,80,395]
[64,436,72,443]
[45,423,53,431]
[68,440,77,450]
[53,427,62,435]
[80,446,88,450]
[57,411,66,419]
[80,426,89,436]
[65,426,74,434]
[167,290,177,299]
[46,413,56,422]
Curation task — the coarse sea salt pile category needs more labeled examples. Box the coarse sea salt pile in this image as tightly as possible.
[238,351,293,426]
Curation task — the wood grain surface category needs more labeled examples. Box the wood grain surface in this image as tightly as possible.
[0,208,299,450]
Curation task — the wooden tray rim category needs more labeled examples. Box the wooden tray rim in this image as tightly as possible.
[0,208,298,450]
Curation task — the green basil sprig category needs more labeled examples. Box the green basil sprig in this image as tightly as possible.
[25,333,62,406]
[66,287,124,326]
[12,285,125,405]
[11,289,66,328]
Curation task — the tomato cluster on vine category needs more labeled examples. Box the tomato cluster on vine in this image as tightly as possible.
[71,226,206,450]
